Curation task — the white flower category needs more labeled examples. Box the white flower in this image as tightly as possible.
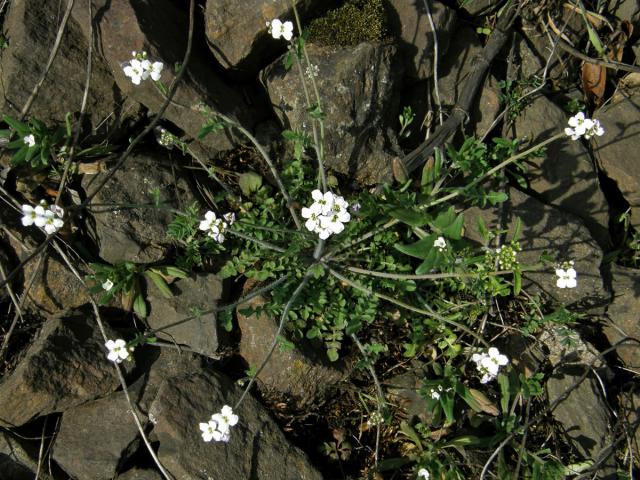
[218,405,239,428]
[433,236,446,252]
[23,134,36,147]
[102,279,114,291]
[471,348,508,383]
[305,64,319,79]
[301,191,351,239]
[105,339,130,363]
[555,261,577,289]
[417,468,430,479]
[200,405,238,443]
[430,389,440,400]
[21,201,64,233]
[199,210,217,232]
[21,204,45,226]
[269,18,294,41]
[565,112,605,141]
[199,419,228,442]
[223,212,236,225]
[123,58,146,85]
[148,61,164,81]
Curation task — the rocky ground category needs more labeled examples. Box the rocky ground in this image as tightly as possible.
[0,0,640,479]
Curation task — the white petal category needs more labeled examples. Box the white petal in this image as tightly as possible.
[311,189,323,201]
[21,215,34,226]
[566,278,577,288]
[105,340,116,350]
[107,351,119,362]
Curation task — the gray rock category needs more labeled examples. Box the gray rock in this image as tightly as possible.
[6,228,89,314]
[148,370,323,480]
[237,290,347,407]
[603,265,640,368]
[71,0,255,152]
[386,0,456,80]
[0,311,128,427]
[0,0,141,139]
[543,327,616,474]
[117,468,163,480]
[53,391,140,480]
[147,274,223,357]
[594,84,640,229]
[204,0,328,73]
[464,188,608,308]
[512,94,610,248]
[81,152,195,264]
[458,0,499,16]
[0,431,48,480]
[608,0,640,23]
[263,42,404,185]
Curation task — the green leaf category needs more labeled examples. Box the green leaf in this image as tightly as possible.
[498,373,510,414]
[145,270,173,299]
[219,309,233,332]
[394,235,434,259]
[133,293,148,318]
[440,393,455,424]
[389,208,428,227]
[156,266,189,279]
[238,171,263,196]
[415,248,443,275]
[283,51,294,70]
[432,207,464,240]
[513,269,521,296]
[3,115,28,133]
[307,104,325,120]
[327,348,339,362]
[377,457,412,471]
[487,191,508,205]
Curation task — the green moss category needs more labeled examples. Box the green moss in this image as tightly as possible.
[308,0,387,47]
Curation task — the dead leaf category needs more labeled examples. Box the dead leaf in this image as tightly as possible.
[468,388,500,416]
[581,62,607,106]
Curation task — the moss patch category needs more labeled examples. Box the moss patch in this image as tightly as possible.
[308,0,387,46]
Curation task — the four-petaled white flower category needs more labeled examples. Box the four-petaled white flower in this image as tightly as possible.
[565,112,605,141]
[148,61,164,81]
[555,260,577,289]
[301,190,351,239]
[417,468,430,479]
[21,201,64,234]
[23,134,36,147]
[198,210,235,244]
[122,51,164,85]
[268,18,294,41]
[105,339,131,364]
[433,236,446,252]
[471,347,509,383]
[200,405,239,443]
[102,279,114,291]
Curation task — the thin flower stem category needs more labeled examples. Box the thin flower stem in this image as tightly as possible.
[227,229,286,253]
[350,333,385,466]
[328,267,490,347]
[345,265,541,280]
[52,241,174,480]
[234,271,313,408]
[186,146,235,197]
[144,275,290,337]
[327,132,564,259]
[214,112,302,230]
[422,0,443,126]
[289,2,327,191]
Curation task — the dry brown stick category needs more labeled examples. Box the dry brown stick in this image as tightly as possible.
[400,1,520,177]
[555,36,640,73]
[55,0,94,208]
[20,0,75,120]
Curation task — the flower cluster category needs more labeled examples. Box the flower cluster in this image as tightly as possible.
[417,468,430,479]
[427,385,451,400]
[21,201,65,235]
[433,236,446,252]
[122,51,164,85]
[565,112,604,141]
[301,190,351,240]
[199,211,235,244]
[486,242,521,270]
[156,127,178,149]
[102,279,114,291]
[555,260,577,289]
[471,347,509,383]
[199,405,239,443]
[105,339,133,364]
[267,18,294,41]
